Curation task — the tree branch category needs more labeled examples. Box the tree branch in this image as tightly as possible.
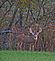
[9,4,18,28]
[1,4,13,20]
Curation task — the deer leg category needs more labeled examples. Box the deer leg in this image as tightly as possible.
[29,44,32,51]
[16,42,20,50]
[32,44,35,51]
[23,43,25,50]
[20,42,23,50]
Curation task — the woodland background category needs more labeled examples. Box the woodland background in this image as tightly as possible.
[0,0,55,52]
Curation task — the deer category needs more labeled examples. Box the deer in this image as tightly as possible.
[16,24,42,51]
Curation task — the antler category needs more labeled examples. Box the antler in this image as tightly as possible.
[37,27,42,34]
[29,27,35,35]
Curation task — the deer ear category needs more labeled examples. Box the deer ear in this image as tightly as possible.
[29,28,32,33]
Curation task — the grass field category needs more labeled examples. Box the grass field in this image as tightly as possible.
[0,51,55,61]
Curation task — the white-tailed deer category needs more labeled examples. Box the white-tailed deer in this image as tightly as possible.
[18,24,42,51]
[10,24,42,51]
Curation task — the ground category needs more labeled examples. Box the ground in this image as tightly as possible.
[0,51,55,61]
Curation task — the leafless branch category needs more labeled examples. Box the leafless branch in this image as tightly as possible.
[1,4,13,20]
[9,4,18,27]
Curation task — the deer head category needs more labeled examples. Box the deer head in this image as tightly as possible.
[29,24,42,40]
